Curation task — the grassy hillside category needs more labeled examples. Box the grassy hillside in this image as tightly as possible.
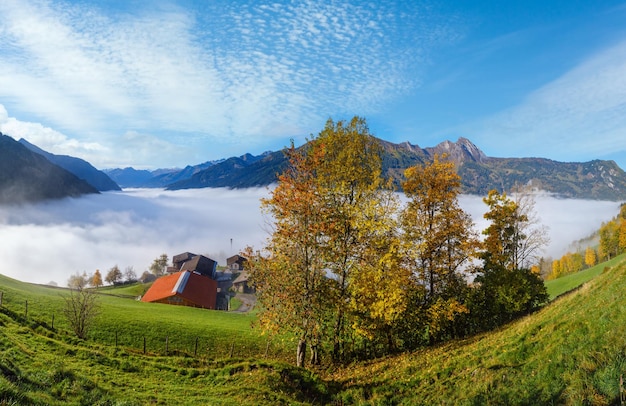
[1,256,626,404]
[330,255,626,404]
[0,277,288,361]
[544,253,626,299]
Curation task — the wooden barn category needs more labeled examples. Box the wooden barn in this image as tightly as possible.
[141,270,217,309]
[171,252,217,279]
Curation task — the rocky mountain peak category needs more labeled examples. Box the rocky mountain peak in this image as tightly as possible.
[426,137,488,165]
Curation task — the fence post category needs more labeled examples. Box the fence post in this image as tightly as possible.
[194,337,199,357]
[51,314,54,329]
[229,342,234,358]
[143,336,146,355]
[619,375,626,406]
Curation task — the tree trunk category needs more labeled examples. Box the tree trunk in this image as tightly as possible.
[310,341,319,365]
[332,309,344,361]
[296,338,307,368]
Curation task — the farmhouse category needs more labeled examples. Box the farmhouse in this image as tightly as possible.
[232,271,254,293]
[142,252,221,309]
[140,270,218,309]
[226,254,247,271]
[171,252,217,278]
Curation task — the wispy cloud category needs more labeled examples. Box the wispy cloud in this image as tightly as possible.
[0,0,455,167]
[466,38,626,162]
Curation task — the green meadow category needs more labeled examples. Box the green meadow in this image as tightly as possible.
[544,253,626,299]
[1,254,626,404]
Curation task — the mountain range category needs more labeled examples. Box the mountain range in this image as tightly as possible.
[3,132,626,203]
[106,137,626,201]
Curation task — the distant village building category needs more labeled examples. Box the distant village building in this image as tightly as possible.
[232,271,254,294]
[140,270,217,309]
[171,252,217,278]
[226,254,247,271]
[142,252,219,309]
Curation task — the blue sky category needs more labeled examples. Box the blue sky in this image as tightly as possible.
[1,0,626,170]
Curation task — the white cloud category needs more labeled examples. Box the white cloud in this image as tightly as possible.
[0,188,619,286]
[0,103,108,159]
[0,0,455,167]
[468,39,626,162]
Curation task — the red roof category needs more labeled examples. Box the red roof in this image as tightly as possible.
[141,271,217,309]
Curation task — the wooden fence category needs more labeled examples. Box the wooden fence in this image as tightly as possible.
[0,291,284,361]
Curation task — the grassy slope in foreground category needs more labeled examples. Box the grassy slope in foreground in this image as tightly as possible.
[0,276,319,405]
[0,276,284,361]
[2,256,626,405]
[331,256,626,405]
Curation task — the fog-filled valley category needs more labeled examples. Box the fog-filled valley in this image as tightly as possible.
[0,187,621,285]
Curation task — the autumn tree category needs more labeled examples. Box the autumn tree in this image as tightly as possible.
[584,247,597,268]
[471,189,548,331]
[90,269,103,288]
[480,190,522,270]
[250,116,399,364]
[348,190,410,352]
[549,259,562,280]
[150,254,169,276]
[399,154,479,344]
[248,140,330,367]
[312,117,389,360]
[599,220,620,261]
[105,265,123,285]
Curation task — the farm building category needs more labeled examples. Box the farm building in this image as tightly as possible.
[170,252,217,279]
[226,254,247,271]
[232,271,254,294]
[141,270,218,309]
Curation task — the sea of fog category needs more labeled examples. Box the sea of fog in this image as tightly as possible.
[0,187,621,285]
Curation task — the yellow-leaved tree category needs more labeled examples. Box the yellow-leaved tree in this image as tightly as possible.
[248,117,399,365]
[584,247,597,268]
[245,140,330,368]
[399,154,479,344]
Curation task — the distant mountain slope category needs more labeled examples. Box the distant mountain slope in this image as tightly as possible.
[0,133,98,204]
[166,151,281,190]
[102,167,157,188]
[164,137,626,200]
[141,161,217,188]
[18,138,120,192]
[103,161,221,188]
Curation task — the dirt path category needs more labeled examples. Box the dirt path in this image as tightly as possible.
[232,293,257,312]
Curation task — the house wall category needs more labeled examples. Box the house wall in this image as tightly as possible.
[154,295,215,309]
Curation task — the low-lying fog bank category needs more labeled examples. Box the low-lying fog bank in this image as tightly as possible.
[0,188,620,285]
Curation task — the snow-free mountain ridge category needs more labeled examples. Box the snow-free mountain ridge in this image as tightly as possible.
[107,136,626,201]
